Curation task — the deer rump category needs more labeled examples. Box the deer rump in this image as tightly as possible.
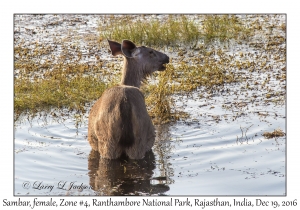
[88,85,155,159]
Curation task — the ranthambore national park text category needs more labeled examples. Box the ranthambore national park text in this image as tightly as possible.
[92,198,231,207]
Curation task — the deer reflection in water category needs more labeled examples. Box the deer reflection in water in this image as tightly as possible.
[88,149,170,195]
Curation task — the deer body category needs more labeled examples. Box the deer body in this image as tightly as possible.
[88,40,169,159]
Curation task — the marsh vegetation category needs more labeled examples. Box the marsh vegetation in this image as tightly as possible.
[14,15,260,123]
[14,14,286,195]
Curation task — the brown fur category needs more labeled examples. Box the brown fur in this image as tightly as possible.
[87,40,169,159]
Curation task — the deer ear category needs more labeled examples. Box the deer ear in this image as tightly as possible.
[121,40,136,58]
[107,40,122,56]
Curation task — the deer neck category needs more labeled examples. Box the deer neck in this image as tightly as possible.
[120,59,142,88]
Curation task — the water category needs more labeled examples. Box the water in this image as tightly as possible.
[14,86,285,195]
[14,14,286,196]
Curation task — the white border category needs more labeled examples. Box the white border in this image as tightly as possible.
[2,0,299,209]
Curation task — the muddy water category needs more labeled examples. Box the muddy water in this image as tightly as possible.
[14,14,286,195]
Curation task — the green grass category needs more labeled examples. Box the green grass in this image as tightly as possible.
[14,44,112,120]
[14,73,107,116]
[99,15,199,47]
[98,15,250,47]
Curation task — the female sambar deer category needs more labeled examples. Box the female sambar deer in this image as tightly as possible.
[88,39,169,159]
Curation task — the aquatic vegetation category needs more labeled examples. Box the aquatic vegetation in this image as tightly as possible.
[14,71,107,116]
[98,15,199,47]
[14,15,244,122]
[14,14,286,126]
[262,129,285,139]
[143,64,175,124]
[202,15,252,42]
[14,42,110,120]
[98,14,250,47]
[143,58,236,123]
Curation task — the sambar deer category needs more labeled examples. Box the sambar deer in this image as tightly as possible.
[88,40,169,159]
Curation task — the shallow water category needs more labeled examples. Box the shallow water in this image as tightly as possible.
[14,14,286,196]
[14,86,285,195]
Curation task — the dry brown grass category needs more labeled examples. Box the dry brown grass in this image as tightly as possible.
[262,129,285,139]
